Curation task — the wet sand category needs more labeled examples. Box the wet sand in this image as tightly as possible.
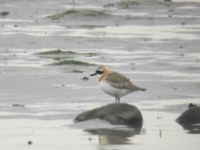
[0,0,200,149]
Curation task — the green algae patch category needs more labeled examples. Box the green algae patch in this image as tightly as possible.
[117,1,141,9]
[37,50,76,60]
[38,49,97,57]
[48,9,109,20]
[38,50,76,55]
[104,1,140,9]
[52,59,95,66]
[37,49,97,66]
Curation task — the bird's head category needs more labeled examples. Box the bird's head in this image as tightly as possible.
[90,65,110,76]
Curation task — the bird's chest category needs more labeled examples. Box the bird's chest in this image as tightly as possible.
[99,81,114,93]
[98,81,129,97]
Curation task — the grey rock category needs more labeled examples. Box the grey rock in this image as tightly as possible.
[74,103,143,128]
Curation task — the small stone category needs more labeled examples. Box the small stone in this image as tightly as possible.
[157,116,162,120]
[179,46,184,49]
[72,70,84,73]
[28,141,33,145]
[82,76,89,81]
[0,11,10,16]
[12,104,24,108]
[181,22,186,25]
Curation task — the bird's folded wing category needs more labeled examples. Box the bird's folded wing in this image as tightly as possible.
[106,72,135,90]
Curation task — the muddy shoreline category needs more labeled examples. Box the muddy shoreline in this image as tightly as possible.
[0,0,200,149]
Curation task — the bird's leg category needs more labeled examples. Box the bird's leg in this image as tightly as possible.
[115,96,118,103]
[118,97,120,103]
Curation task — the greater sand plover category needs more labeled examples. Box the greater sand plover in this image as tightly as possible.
[90,65,146,103]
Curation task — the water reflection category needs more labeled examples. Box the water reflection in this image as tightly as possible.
[86,127,141,145]
[178,123,200,134]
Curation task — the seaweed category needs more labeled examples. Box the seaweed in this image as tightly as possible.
[38,49,76,55]
[117,0,141,9]
[51,59,95,66]
[48,9,109,20]
[37,49,97,66]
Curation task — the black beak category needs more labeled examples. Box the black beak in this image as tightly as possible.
[90,72,97,76]
[90,70,103,76]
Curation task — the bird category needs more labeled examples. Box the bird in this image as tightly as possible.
[90,65,146,103]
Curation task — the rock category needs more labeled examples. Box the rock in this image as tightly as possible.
[82,76,89,81]
[74,103,143,128]
[176,103,200,124]
[176,103,200,133]
[27,140,33,145]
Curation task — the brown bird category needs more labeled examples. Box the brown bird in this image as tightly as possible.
[90,65,146,103]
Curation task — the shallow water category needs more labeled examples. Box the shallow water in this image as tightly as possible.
[0,0,200,150]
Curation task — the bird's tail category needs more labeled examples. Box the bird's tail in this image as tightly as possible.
[133,86,146,92]
[139,87,146,91]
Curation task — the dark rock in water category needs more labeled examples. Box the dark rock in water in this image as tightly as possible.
[74,103,143,128]
[176,103,200,133]
[176,103,200,124]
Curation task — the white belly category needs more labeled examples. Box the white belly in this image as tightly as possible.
[99,81,132,98]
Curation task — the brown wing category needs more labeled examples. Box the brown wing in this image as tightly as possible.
[106,72,146,91]
[106,72,133,90]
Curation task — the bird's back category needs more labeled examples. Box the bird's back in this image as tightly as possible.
[105,71,145,91]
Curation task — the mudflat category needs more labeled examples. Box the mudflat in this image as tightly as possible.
[0,0,200,150]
